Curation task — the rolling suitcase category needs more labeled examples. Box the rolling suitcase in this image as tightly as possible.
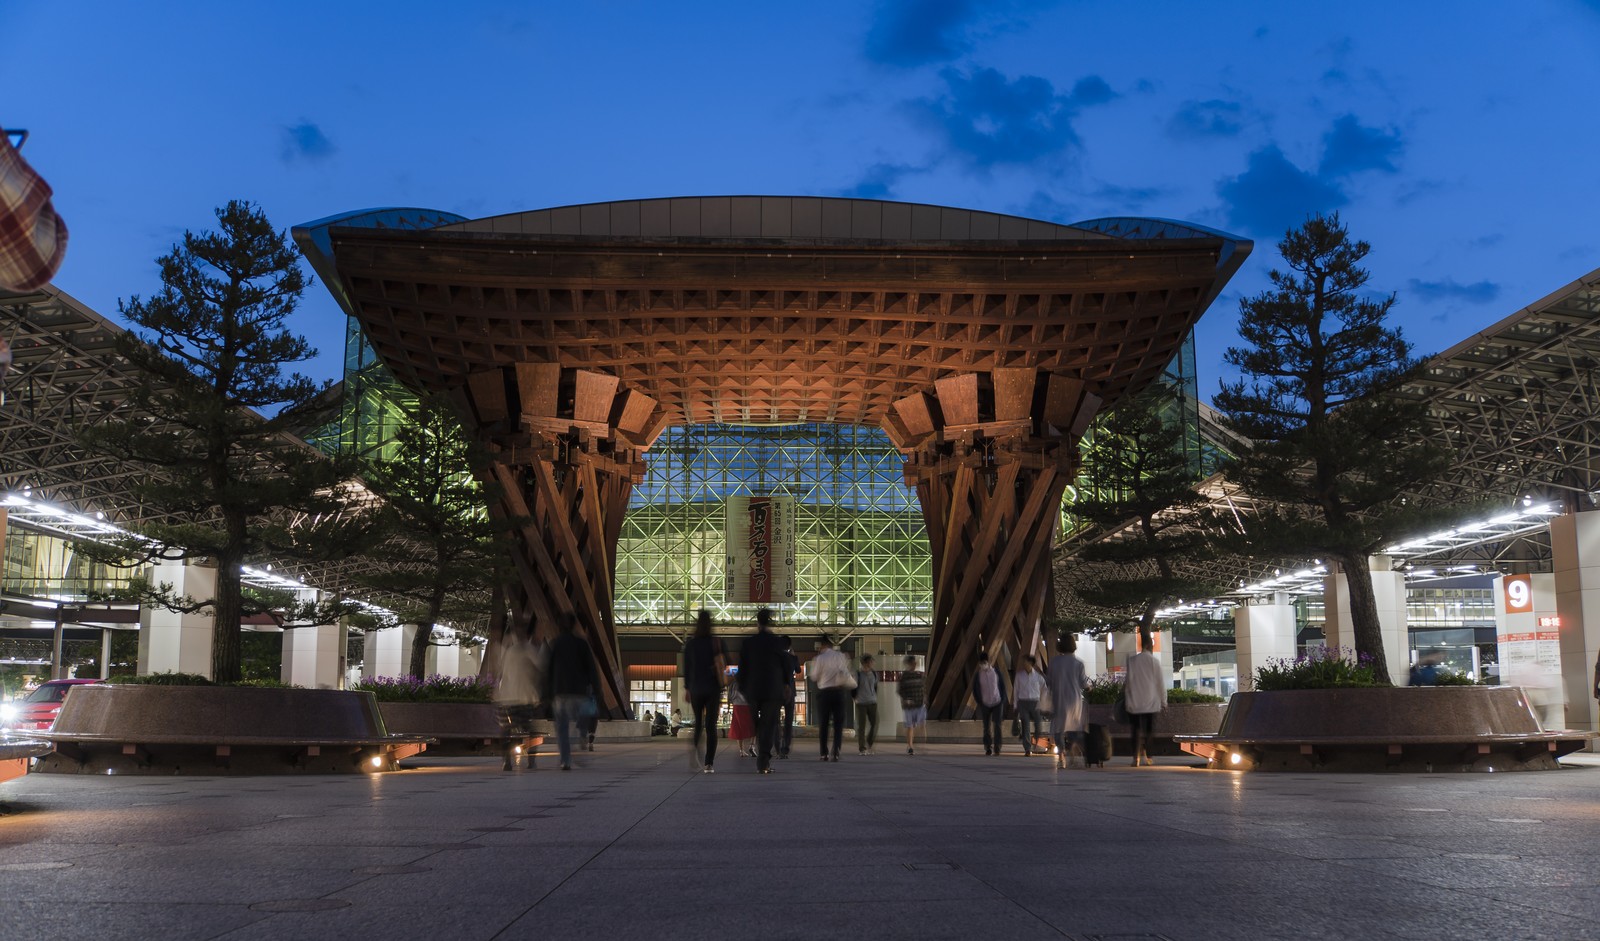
[1084,723,1112,768]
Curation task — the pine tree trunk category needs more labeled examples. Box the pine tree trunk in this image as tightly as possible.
[1338,553,1393,686]
[211,555,243,683]
[407,587,446,678]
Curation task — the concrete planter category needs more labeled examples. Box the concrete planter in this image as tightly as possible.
[1086,702,1229,756]
[35,684,426,775]
[1176,686,1594,772]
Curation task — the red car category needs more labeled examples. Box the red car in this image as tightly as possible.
[0,679,104,732]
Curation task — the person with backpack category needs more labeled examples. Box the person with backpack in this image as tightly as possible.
[680,609,727,773]
[971,651,1007,756]
[899,654,926,755]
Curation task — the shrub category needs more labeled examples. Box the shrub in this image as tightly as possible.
[353,674,496,704]
[229,678,302,689]
[1252,646,1381,691]
[1166,687,1226,704]
[114,671,214,686]
[1431,670,1480,687]
[1083,674,1125,705]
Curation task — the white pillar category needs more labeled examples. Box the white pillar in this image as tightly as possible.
[137,560,217,678]
[363,624,419,679]
[1323,556,1410,684]
[427,637,468,678]
[1551,512,1600,737]
[282,624,345,689]
[1078,634,1107,677]
[1493,572,1564,730]
[1234,597,1296,691]
[1107,629,1172,677]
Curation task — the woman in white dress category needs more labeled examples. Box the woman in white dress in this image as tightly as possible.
[1046,633,1089,769]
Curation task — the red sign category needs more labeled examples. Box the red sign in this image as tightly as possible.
[1503,574,1533,614]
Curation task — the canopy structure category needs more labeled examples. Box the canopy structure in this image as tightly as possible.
[297,197,1251,717]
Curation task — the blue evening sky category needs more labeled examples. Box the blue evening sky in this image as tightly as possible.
[5,1,1598,396]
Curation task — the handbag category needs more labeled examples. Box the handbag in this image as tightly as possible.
[1010,717,1021,737]
[1038,684,1054,715]
[1113,697,1130,724]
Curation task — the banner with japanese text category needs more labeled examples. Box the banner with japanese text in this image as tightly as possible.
[724,495,796,604]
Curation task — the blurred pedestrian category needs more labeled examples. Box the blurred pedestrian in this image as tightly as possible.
[899,655,926,755]
[1047,634,1088,770]
[971,651,1007,756]
[681,609,727,773]
[727,683,755,757]
[737,608,790,774]
[1124,643,1167,768]
[1409,649,1446,686]
[778,635,799,758]
[543,612,599,771]
[854,654,879,755]
[1013,655,1045,756]
[810,634,855,761]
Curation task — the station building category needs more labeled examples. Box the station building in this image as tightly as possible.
[2,197,1597,738]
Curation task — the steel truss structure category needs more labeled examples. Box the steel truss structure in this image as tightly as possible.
[614,422,930,631]
[1054,266,1600,620]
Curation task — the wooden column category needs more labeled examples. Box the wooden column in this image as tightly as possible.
[454,364,665,719]
[885,369,1102,720]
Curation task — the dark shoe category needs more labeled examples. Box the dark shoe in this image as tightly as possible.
[559,763,571,771]
[820,754,830,761]
[830,754,841,762]
[907,747,915,755]
[758,766,773,774]
[984,748,992,756]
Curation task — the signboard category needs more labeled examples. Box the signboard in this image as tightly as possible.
[724,495,796,604]
[1503,574,1533,613]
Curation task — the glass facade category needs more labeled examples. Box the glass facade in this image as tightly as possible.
[616,423,930,629]
[3,526,140,601]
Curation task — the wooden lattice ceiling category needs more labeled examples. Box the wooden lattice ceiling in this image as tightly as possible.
[326,231,1231,438]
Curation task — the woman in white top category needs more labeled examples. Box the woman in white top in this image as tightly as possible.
[1013,655,1046,756]
[1123,647,1168,767]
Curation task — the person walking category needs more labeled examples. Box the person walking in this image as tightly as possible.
[971,651,1007,756]
[543,613,599,771]
[727,683,755,757]
[810,634,855,761]
[1123,644,1168,768]
[778,635,799,758]
[1047,634,1089,769]
[737,607,790,774]
[1013,655,1045,756]
[899,655,926,755]
[854,654,879,755]
[680,610,727,773]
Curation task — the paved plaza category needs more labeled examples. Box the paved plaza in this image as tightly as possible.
[2,744,1599,940]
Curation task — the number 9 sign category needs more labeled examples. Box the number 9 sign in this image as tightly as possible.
[1504,574,1533,614]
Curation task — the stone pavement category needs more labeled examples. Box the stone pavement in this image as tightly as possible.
[2,742,1599,941]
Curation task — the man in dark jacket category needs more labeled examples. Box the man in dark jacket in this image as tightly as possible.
[544,613,599,771]
[777,635,799,758]
[737,608,789,774]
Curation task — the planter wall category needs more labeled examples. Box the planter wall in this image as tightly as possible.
[36,685,423,775]
[1179,686,1593,772]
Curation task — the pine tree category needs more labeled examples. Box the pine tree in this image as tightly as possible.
[356,395,509,679]
[1214,214,1453,685]
[79,201,361,683]
[1067,385,1218,651]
